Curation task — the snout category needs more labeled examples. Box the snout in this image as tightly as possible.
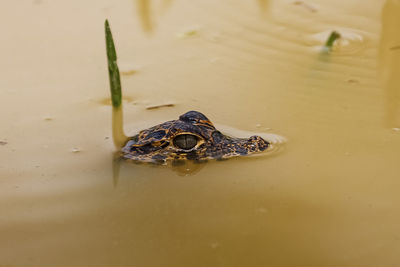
[247,135,269,152]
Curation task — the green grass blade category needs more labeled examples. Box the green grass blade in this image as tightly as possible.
[105,19,122,108]
[105,20,127,148]
[325,31,341,49]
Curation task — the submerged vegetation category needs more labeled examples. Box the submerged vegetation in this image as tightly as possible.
[105,20,127,148]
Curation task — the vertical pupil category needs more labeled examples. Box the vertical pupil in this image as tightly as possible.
[173,135,198,150]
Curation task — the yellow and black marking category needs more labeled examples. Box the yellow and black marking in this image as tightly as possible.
[121,111,269,163]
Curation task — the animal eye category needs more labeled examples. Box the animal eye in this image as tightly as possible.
[173,134,198,150]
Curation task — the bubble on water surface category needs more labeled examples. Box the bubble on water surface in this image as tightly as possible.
[70,147,82,153]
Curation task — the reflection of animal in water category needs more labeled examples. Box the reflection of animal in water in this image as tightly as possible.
[112,155,206,184]
[135,0,174,33]
[121,111,269,163]
[257,0,270,13]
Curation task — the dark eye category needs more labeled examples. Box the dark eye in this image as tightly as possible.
[173,134,198,150]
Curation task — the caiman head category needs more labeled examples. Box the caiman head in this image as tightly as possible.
[121,111,269,163]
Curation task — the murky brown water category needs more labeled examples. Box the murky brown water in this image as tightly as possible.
[1,0,400,266]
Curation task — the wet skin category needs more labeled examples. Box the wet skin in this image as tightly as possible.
[121,111,269,163]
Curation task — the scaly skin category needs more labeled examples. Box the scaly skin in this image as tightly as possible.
[121,111,269,163]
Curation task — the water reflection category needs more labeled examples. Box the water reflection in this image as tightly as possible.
[136,0,153,33]
[112,155,206,185]
[135,0,270,33]
[112,144,286,185]
[379,0,400,128]
[170,160,206,176]
[135,0,175,33]
[257,0,270,13]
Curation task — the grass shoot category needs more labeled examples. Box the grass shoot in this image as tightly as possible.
[105,19,128,148]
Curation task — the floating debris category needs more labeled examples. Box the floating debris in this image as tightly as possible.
[347,79,359,84]
[43,116,53,121]
[119,62,142,76]
[146,103,175,110]
[0,140,7,146]
[176,25,201,38]
[293,1,318,13]
[70,147,82,153]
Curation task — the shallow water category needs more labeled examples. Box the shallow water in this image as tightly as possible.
[1,0,400,266]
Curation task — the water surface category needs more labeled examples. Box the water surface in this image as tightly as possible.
[1,0,400,266]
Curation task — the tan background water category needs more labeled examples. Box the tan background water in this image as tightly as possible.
[1,0,400,266]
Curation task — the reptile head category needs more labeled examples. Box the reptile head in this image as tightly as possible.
[121,111,269,163]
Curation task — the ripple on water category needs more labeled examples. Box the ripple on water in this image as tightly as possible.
[215,124,287,158]
[310,28,369,55]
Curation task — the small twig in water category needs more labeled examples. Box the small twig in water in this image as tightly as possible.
[146,103,175,110]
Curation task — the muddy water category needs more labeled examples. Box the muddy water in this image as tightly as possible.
[1,0,400,266]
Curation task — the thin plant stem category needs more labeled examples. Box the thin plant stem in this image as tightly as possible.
[325,31,341,50]
[105,19,128,148]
